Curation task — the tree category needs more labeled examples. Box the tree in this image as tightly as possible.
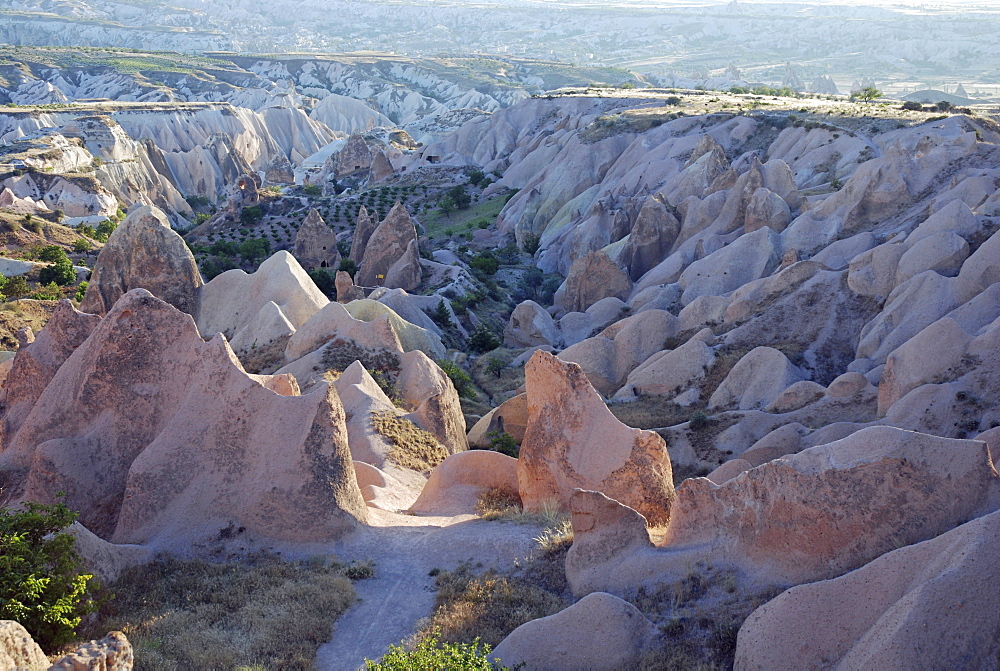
[37,245,67,263]
[39,257,76,286]
[308,268,336,297]
[467,169,485,187]
[853,86,882,103]
[238,237,270,263]
[936,100,954,112]
[338,258,357,276]
[468,324,501,355]
[0,500,98,651]
[94,219,117,242]
[437,360,474,398]
[901,100,923,111]
[5,276,29,298]
[240,205,264,226]
[485,356,506,378]
[447,185,472,210]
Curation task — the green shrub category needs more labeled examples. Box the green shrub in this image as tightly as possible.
[470,254,499,276]
[366,630,511,670]
[468,325,501,354]
[39,258,76,286]
[94,219,117,242]
[74,281,88,302]
[486,430,518,458]
[302,184,322,196]
[37,245,67,263]
[31,282,63,300]
[238,237,270,263]
[438,360,474,398]
[240,205,264,226]
[5,276,29,298]
[901,100,923,111]
[521,233,540,255]
[688,410,710,431]
[338,258,357,275]
[308,268,336,297]
[72,238,92,253]
[0,500,98,651]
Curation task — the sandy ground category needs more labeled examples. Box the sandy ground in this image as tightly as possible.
[315,508,542,670]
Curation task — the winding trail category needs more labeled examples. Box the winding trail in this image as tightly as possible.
[315,510,540,671]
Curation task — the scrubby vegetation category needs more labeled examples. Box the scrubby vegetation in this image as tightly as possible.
[82,553,358,670]
[372,411,449,473]
[0,500,99,651]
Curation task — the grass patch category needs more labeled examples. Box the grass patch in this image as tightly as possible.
[80,553,357,671]
[475,486,522,519]
[422,563,566,647]
[372,411,449,473]
[237,333,291,375]
[420,196,507,240]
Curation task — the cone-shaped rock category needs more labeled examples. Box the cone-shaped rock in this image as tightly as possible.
[617,195,681,281]
[518,350,673,525]
[557,251,633,313]
[349,205,376,263]
[293,208,340,271]
[80,205,203,316]
[0,289,367,546]
[356,201,421,291]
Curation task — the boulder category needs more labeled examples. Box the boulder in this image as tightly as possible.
[396,350,468,454]
[847,241,906,300]
[0,620,47,671]
[518,351,674,525]
[735,508,1000,670]
[708,346,807,411]
[557,251,633,313]
[765,380,826,413]
[492,591,657,671]
[293,208,340,271]
[678,294,731,331]
[356,202,420,291]
[504,300,560,348]
[664,426,998,585]
[80,205,203,317]
[335,270,365,303]
[616,329,715,398]
[409,450,519,515]
[0,290,367,546]
[332,361,398,467]
[49,631,133,671]
[197,251,328,338]
[706,459,752,484]
[825,371,872,398]
[738,424,805,467]
[895,230,969,285]
[744,187,791,233]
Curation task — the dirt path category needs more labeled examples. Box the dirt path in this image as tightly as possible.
[315,510,541,671]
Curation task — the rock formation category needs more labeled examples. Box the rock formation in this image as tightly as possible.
[349,205,377,263]
[518,351,674,525]
[504,300,560,348]
[355,202,421,292]
[493,592,658,670]
[0,620,49,671]
[293,208,341,271]
[328,133,374,178]
[79,205,203,317]
[335,270,365,302]
[0,290,367,547]
[556,251,633,313]
[617,195,681,281]
[736,507,1000,670]
[409,450,518,515]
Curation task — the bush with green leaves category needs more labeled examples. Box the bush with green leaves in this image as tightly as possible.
[0,500,98,651]
[94,219,117,242]
[468,324,502,355]
[72,238,92,253]
[37,245,68,263]
[238,237,270,263]
[4,275,29,299]
[74,281,88,302]
[438,360,474,398]
[470,254,499,276]
[521,233,540,256]
[339,258,357,275]
[240,205,264,226]
[486,431,518,458]
[366,630,512,670]
[309,268,336,297]
[39,256,76,286]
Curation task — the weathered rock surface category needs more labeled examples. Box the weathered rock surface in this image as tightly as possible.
[504,300,560,348]
[335,270,365,303]
[49,631,133,671]
[293,208,340,271]
[467,393,528,448]
[228,300,297,357]
[616,328,715,398]
[197,251,328,337]
[518,351,674,525]
[679,226,781,305]
[556,251,633,313]
[396,350,468,455]
[0,290,367,547]
[0,620,47,671]
[665,426,997,584]
[617,194,681,281]
[356,202,420,291]
[80,205,203,317]
[409,450,519,515]
[736,507,1000,670]
[709,346,807,410]
[492,591,657,671]
[284,300,403,362]
[349,205,377,263]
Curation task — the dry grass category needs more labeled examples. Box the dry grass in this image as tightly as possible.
[0,299,58,349]
[475,486,522,519]
[422,563,566,647]
[81,553,357,671]
[237,333,291,374]
[372,411,449,473]
[628,563,789,671]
